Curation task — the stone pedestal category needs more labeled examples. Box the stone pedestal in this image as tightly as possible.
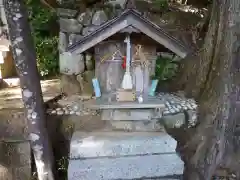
[68,132,183,180]
[60,74,81,95]
[0,141,31,180]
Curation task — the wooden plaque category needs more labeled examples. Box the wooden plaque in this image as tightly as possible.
[116,89,136,102]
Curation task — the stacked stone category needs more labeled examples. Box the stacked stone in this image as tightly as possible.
[59,8,109,47]
[158,92,198,128]
[58,5,123,96]
[47,106,98,116]
[157,92,197,115]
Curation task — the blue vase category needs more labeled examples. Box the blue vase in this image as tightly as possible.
[149,79,159,96]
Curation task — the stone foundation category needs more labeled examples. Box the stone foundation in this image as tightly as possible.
[0,141,31,180]
[68,132,184,180]
[58,6,113,96]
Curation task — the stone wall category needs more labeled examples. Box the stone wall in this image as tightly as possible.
[58,3,124,96]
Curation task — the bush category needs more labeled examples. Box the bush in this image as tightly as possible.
[35,36,59,77]
[152,56,179,82]
[152,0,169,11]
[26,0,59,78]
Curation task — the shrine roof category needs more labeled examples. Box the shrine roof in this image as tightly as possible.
[66,9,195,58]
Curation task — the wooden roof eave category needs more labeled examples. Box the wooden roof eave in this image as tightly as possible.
[67,9,192,58]
[40,0,58,9]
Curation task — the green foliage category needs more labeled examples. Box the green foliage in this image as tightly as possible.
[152,56,179,81]
[35,37,59,77]
[152,0,168,10]
[26,0,59,77]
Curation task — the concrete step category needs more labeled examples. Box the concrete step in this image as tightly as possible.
[68,131,183,180]
[1,77,20,88]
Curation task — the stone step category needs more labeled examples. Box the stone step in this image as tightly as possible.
[1,77,20,88]
[70,132,178,159]
[107,120,165,132]
[69,154,183,180]
[68,131,183,180]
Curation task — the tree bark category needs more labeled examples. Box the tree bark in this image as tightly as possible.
[169,0,240,179]
[3,1,56,180]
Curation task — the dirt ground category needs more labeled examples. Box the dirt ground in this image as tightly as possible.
[0,79,61,110]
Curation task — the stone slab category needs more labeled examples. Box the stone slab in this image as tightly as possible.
[70,132,178,159]
[77,9,93,26]
[57,8,78,18]
[161,113,185,129]
[101,109,154,121]
[60,74,81,95]
[69,132,183,179]
[82,25,98,36]
[59,32,68,53]
[91,10,108,26]
[0,141,31,180]
[59,18,83,33]
[68,153,183,180]
[59,52,84,75]
[108,120,165,132]
[83,95,165,109]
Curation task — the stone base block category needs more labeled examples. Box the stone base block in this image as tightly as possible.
[161,113,185,129]
[60,74,81,96]
[68,131,183,180]
[0,141,31,180]
[101,109,155,121]
[108,120,165,132]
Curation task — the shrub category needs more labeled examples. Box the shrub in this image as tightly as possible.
[26,0,59,78]
[153,56,179,82]
[35,36,59,77]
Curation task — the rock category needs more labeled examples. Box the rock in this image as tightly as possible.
[76,70,94,96]
[161,113,185,129]
[0,110,27,140]
[76,111,81,116]
[73,104,80,111]
[0,141,31,180]
[109,121,165,132]
[104,4,122,19]
[14,166,31,180]
[85,53,94,70]
[69,34,83,46]
[0,165,12,180]
[187,110,197,128]
[77,9,93,26]
[82,25,98,36]
[91,10,108,26]
[59,32,68,53]
[51,110,57,114]
[59,18,83,33]
[106,0,126,8]
[60,74,81,96]
[60,52,85,75]
[57,8,78,18]
[111,7,122,18]
[57,110,64,115]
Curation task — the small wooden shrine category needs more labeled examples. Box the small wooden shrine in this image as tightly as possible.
[65,6,190,117]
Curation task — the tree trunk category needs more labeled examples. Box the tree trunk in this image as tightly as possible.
[169,0,240,179]
[3,1,56,180]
